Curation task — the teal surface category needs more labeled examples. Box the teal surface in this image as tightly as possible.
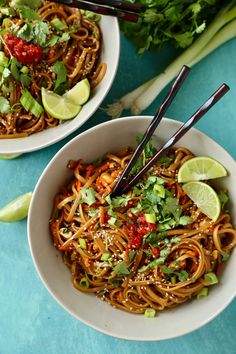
[0,32,236,354]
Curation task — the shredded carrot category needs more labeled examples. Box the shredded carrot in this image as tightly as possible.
[186,250,198,257]
[98,162,109,173]
[176,184,185,197]
[99,206,105,225]
[76,180,82,192]
[93,243,100,251]
[82,256,90,267]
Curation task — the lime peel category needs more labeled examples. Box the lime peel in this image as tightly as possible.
[183,181,221,222]
[64,78,90,105]
[0,192,32,222]
[41,88,81,120]
[178,156,227,183]
[0,153,22,160]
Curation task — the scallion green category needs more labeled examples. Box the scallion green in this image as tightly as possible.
[197,287,209,299]
[79,277,89,288]
[51,18,68,31]
[144,308,156,318]
[79,238,86,250]
[204,272,218,285]
[20,89,43,118]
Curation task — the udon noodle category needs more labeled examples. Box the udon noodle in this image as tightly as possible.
[0,1,106,137]
[50,145,236,315]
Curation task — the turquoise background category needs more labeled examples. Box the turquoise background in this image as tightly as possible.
[0,32,236,354]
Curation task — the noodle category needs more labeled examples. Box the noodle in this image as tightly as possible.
[0,1,106,137]
[49,146,236,315]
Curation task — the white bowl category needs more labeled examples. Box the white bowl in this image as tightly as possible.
[28,116,236,341]
[0,16,120,155]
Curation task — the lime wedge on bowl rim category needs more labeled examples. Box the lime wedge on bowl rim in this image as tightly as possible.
[183,181,221,222]
[0,153,22,159]
[42,88,81,120]
[0,192,32,222]
[178,156,227,183]
[64,78,90,105]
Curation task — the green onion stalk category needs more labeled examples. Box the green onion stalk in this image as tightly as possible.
[105,2,236,118]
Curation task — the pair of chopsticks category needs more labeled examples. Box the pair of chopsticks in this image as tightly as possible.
[52,0,142,22]
[111,65,230,197]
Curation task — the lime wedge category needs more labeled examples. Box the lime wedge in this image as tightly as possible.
[178,156,227,183]
[0,192,32,222]
[64,78,90,105]
[183,181,221,221]
[0,154,22,160]
[41,88,81,120]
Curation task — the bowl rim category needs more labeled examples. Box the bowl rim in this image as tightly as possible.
[28,116,236,341]
[0,17,120,155]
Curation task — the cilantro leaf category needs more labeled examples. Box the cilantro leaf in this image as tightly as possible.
[120,0,222,53]
[80,186,96,206]
[10,0,42,10]
[52,61,68,95]
[0,96,10,113]
[18,5,40,20]
[163,197,182,221]
[217,191,229,210]
[110,194,131,208]
[113,261,130,277]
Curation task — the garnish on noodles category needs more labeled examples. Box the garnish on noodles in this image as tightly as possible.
[50,140,236,316]
[0,0,106,137]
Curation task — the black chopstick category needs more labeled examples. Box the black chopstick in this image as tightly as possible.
[52,0,141,22]
[111,65,191,197]
[120,83,230,194]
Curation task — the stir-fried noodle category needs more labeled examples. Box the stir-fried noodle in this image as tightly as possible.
[50,146,236,314]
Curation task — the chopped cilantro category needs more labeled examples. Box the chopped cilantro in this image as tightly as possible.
[80,186,96,206]
[179,216,192,225]
[108,279,120,288]
[221,251,230,262]
[217,191,229,210]
[110,194,131,208]
[163,197,182,221]
[52,61,67,95]
[18,5,40,20]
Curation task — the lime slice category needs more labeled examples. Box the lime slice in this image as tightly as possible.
[0,154,22,160]
[41,88,81,120]
[183,181,221,221]
[64,78,90,105]
[178,156,227,183]
[0,192,32,222]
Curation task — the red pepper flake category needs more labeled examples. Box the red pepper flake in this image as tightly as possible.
[2,34,43,65]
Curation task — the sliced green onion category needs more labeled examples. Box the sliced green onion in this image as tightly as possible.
[79,238,86,250]
[171,275,177,284]
[204,272,218,285]
[101,252,111,261]
[51,18,68,31]
[79,277,89,288]
[20,89,43,118]
[197,287,209,299]
[145,213,156,224]
[0,51,9,67]
[144,308,156,318]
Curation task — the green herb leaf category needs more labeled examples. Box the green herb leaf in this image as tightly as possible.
[52,61,67,95]
[217,191,229,210]
[80,186,96,206]
[18,5,41,20]
[179,216,192,225]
